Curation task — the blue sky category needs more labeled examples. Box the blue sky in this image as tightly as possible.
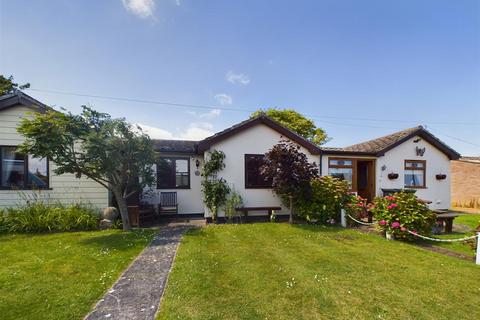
[1,0,479,155]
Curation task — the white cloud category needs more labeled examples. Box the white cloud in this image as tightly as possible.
[136,123,174,139]
[214,93,232,106]
[179,122,214,140]
[122,0,156,18]
[175,0,181,5]
[136,122,214,141]
[226,71,250,85]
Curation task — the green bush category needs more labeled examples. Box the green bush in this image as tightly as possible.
[371,191,436,240]
[343,193,368,227]
[0,202,100,233]
[296,176,349,223]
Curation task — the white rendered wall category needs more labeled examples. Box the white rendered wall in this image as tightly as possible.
[205,123,320,217]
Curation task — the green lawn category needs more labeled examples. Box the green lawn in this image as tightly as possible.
[0,229,155,320]
[158,224,480,320]
[434,214,480,257]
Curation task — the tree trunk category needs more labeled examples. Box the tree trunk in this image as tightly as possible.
[113,189,131,230]
[289,195,293,224]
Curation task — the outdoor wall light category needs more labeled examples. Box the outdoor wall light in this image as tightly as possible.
[195,159,200,168]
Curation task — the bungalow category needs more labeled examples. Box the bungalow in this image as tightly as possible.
[149,115,460,219]
[0,91,461,219]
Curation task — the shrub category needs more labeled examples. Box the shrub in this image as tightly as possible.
[224,188,243,222]
[344,193,368,226]
[296,176,349,223]
[0,202,100,233]
[371,191,436,240]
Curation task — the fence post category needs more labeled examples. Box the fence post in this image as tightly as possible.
[476,232,480,266]
[340,209,347,227]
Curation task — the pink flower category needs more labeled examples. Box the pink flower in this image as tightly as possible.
[387,203,398,210]
[379,220,387,226]
[400,226,407,232]
[391,221,400,229]
[385,196,395,201]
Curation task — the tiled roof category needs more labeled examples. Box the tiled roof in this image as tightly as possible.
[0,90,48,112]
[320,126,460,160]
[152,139,198,154]
[342,126,422,153]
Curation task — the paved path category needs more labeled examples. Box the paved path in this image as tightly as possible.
[85,224,192,320]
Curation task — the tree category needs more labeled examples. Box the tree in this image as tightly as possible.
[17,106,156,230]
[251,108,328,145]
[261,140,319,223]
[0,75,30,95]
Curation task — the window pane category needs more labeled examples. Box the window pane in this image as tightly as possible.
[175,159,189,187]
[157,158,175,188]
[27,155,48,188]
[329,159,352,166]
[1,147,25,188]
[245,155,272,188]
[328,167,353,189]
[406,161,424,168]
[405,170,424,187]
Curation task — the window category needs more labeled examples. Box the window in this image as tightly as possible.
[404,160,426,188]
[328,158,354,189]
[157,157,190,189]
[245,154,272,188]
[0,146,49,189]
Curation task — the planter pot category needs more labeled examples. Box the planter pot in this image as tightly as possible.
[386,232,395,241]
[436,174,447,180]
[387,173,399,180]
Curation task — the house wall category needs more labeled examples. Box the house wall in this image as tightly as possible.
[321,135,451,210]
[0,105,109,211]
[205,123,320,217]
[146,154,204,214]
[451,160,480,206]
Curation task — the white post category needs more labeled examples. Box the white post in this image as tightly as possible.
[476,232,480,265]
[340,209,347,227]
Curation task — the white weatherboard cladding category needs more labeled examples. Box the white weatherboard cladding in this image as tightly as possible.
[0,105,108,211]
[320,135,451,210]
[205,123,320,217]
[147,155,204,214]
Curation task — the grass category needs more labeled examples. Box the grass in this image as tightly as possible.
[158,223,480,320]
[433,213,480,257]
[0,229,156,320]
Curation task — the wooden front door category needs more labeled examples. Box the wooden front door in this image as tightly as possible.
[356,160,375,201]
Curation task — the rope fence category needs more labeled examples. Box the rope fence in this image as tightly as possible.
[341,210,480,265]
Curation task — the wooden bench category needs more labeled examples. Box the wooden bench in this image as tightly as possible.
[235,206,282,221]
[158,192,178,215]
[435,212,459,233]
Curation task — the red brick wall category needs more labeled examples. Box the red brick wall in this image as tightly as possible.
[451,160,480,205]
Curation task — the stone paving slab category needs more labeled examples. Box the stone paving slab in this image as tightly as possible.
[85,224,192,320]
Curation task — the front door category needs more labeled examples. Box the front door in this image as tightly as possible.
[356,160,375,201]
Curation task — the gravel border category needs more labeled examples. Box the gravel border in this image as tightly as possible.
[85,224,192,320]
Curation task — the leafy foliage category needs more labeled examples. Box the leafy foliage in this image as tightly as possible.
[17,106,156,230]
[0,203,99,233]
[371,191,436,240]
[261,140,319,222]
[343,193,368,226]
[0,74,30,95]
[296,176,349,223]
[201,150,230,220]
[251,108,329,145]
[224,188,243,222]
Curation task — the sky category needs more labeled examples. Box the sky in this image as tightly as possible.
[1,0,479,155]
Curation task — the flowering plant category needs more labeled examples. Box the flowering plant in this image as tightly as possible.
[343,193,368,226]
[371,191,436,240]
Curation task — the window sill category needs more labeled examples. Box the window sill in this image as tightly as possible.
[245,186,273,189]
[157,187,190,190]
[404,186,427,189]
